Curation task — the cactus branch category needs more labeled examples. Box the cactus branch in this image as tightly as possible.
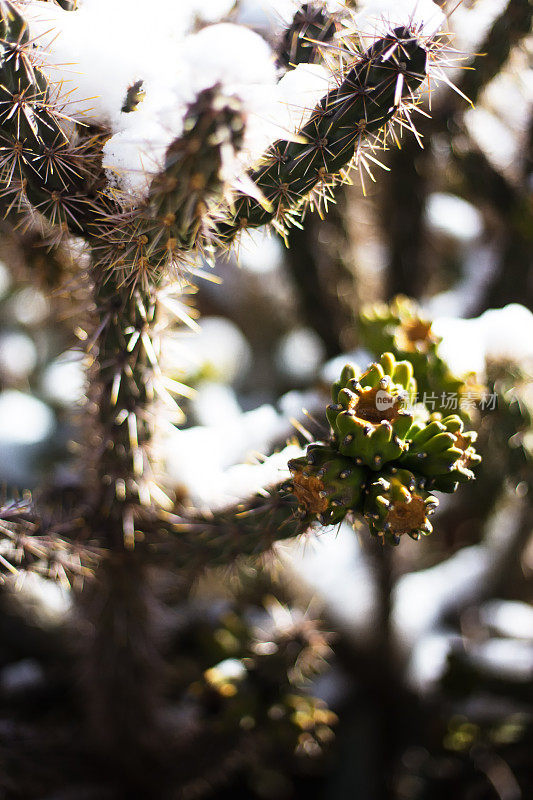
[218,27,429,242]
[156,486,308,574]
[278,2,339,68]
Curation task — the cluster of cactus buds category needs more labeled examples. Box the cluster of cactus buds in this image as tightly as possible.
[326,353,416,469]
[289,352,481,544]
[357,296,474,415]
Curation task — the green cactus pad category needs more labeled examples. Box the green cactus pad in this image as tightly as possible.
[364,467,439,545]
[400,414,482,492]
[288,443,367,525]
[327,353,416,470]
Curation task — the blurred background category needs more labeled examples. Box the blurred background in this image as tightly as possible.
[0,0,532,798]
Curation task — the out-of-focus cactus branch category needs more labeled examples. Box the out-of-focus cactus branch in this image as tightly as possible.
[0,493,98,583]
[155,487,308,574]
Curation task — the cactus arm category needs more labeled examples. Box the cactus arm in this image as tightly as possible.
[155,486,309,573]
[99,87,245,286]
[278,2,339,68]
[217,27,429,242]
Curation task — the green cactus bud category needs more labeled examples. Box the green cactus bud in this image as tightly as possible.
[400,414,482,492]
[364,467,439,545]
[288,443,367,525]
[327,353,415,470]
[358,295,474,415]
[328,362,359,406]
[359,295,439,355]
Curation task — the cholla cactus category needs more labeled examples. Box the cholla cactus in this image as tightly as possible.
[0,0,460,556]
[0,0,481,791]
